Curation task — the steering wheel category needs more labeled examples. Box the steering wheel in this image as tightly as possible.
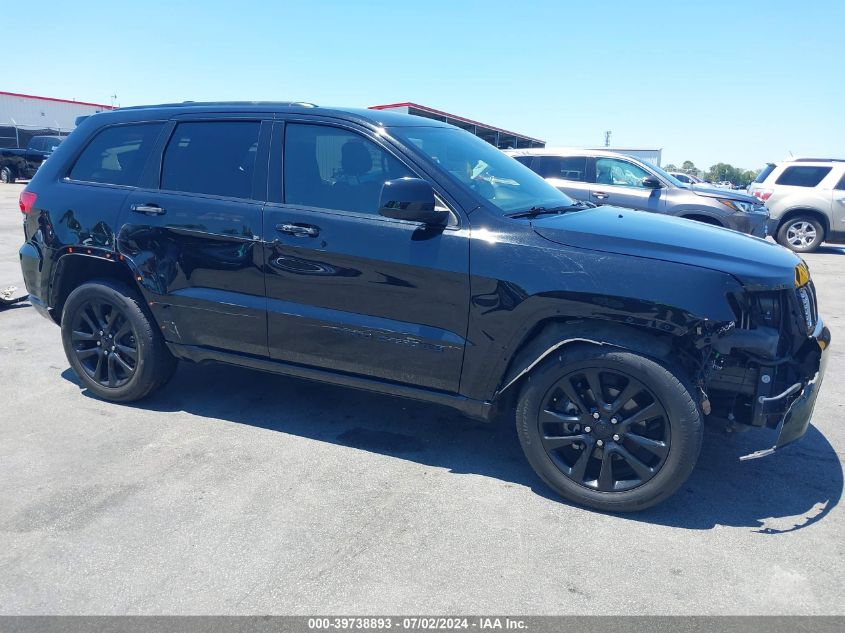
[471,178,495,200]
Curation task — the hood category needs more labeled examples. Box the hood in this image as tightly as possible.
[689,183,755,202]
[532,206,800,290]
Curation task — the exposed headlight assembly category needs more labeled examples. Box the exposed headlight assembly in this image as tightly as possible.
[719,198,764,213]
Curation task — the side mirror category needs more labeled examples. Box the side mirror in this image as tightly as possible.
[642,176,662,189]
[379,178,447,224]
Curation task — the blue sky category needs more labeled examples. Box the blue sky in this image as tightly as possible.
[15,0,844,170]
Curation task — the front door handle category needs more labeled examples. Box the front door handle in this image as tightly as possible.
[836,197,845,204]
[130,203,166,215]
[592,191,609,200]
[276,223,320,237]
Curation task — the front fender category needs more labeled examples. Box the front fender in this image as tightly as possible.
[460,220,743,402]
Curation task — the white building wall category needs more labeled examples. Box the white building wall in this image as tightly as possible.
[0,92,111,132]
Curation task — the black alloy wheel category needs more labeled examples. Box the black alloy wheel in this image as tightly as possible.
[516,344,702,512]
[69,299,139,388]
[538,366,670,492]
[61,279,177,402]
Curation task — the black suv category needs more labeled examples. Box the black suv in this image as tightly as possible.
[19,103,830,511]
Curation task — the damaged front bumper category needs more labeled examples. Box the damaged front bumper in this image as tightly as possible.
[0,285,29,310]
[739,319,831,460]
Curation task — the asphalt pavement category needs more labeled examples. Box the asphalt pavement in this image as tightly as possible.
[1,182,843,614]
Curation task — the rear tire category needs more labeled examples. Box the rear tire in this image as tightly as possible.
[0,166,14,184]
[515,344,702,512]
[776,215,824,253]
[61,279,177,402]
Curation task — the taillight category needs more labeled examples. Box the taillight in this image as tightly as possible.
[19,191,37,214]
[752,189,772,202]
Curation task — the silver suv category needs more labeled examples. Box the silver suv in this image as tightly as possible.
[506,148,770,237]
[748,158,845,252]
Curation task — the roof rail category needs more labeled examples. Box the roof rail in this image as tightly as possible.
[791,157,845,163]
[119,101,318,110]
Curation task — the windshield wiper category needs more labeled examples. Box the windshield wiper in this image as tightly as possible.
[505,201,593,219]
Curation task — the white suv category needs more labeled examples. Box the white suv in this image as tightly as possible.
[748,158,845,252]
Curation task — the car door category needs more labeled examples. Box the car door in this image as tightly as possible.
[118,116,272,357]
[262,119,470,392]
[531,155,594,203]
[591,156,665,213]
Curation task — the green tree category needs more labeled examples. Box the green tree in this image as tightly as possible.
[681,160,699,177]
[664,163,678,171]
[705,163,746,184]
[741,169,760,185]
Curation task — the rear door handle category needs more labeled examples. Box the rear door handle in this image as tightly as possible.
[592,191,609,200]
[276,223,320,237]
[131,203,166,215]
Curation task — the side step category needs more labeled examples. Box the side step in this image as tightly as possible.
[167,342,494,422]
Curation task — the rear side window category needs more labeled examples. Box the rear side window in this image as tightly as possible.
[775,166,832,187]
[534,156,588,182]
[69,123,163,186]
[754,163,776,183]
[161,121,260,198]
[512,156,534,168]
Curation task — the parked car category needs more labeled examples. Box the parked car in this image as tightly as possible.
[19,103,829,512]
[506,149,770,237]
[668,171,703,185]
[748,158,845,252]
[0,135,64,183]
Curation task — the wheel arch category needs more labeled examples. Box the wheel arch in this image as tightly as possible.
[680,213,724,227]
[776,207,829,236]
[493,318,675,401]
[49,253,143,325]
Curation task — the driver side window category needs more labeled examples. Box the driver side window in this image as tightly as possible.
[595,158,650,188]
[284,124,415,214]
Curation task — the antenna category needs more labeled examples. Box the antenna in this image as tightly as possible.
[604,130,612,147]
[110,94,118,108]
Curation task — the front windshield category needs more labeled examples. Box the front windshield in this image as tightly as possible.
[390,126,576,214]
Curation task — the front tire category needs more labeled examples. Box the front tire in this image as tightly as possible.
[777,215,824,252]
[516,344,702,512]
[61,280,177,402]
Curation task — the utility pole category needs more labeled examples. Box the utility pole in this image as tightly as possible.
[604,130,612,147]
[110,94,118,109]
